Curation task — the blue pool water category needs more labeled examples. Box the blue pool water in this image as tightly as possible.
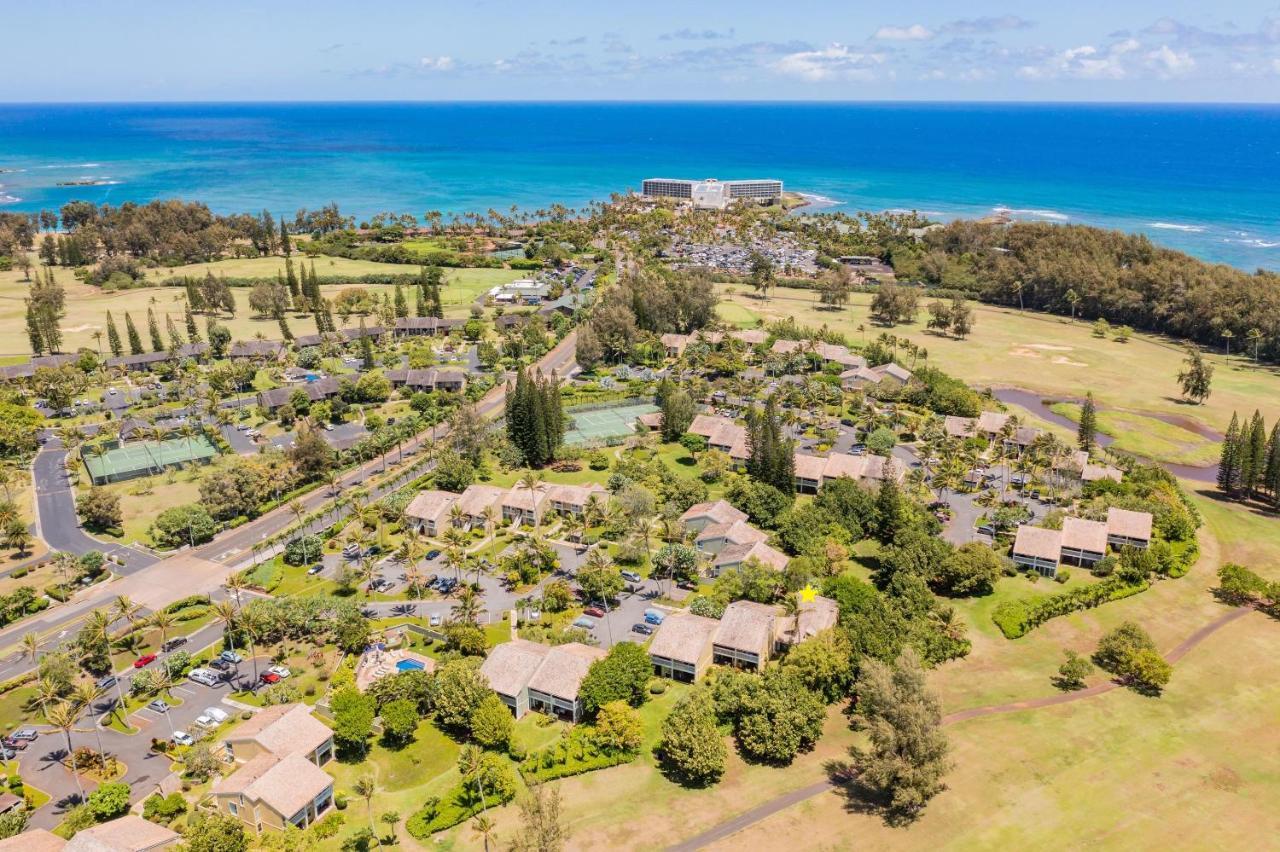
[395,659,425,672]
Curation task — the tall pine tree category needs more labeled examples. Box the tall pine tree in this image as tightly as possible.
[1242,410,1267,498]
[124,312,144,355]
[24,300,44,356]
[185,302,200,343]
[147,307,164,352]
[1218,412,1241,496]
[285,257,300,303]
[1265,423,1280,506]
[279,215,292,256]
[1077,391,1097,451]
[105,311,123,358]
[165,314,184,350]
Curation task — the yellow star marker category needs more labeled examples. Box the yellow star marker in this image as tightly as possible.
[799,584,817,603]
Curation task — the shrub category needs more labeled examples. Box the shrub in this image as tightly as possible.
[992,576,1149,639]
[142,792,188,824]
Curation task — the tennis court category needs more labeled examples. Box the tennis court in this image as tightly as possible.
[82,435,219,485]
[563,402,660,446]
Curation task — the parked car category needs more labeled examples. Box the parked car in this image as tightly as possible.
[425,550,441,561]
[194,715,218,730]
[267,665,291,679]
[307,563,325,575]
[572,616,597,630]
[259,672,281,685]
[620,570,642,583]
[342,544,361,558]
[428,614,443,627]
[2,738,27,752]
[643,608,666,625]
[95,675,117,690]
[219,650,243,664]
[583,606,606,618]
[133,653,158,669]
[188,669,221,687]
[976,524,996,536]
[161,636,188,652]
[203,706,229,723]
[0,746,15,760]
[9,728,38,742]
[631,623,654,635]
[171,731,195,747]
[528,609,541,621]
[208,659,231,672]
[148,699,170,713]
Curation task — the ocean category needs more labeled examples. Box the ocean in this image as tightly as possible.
[1,101,1277,271]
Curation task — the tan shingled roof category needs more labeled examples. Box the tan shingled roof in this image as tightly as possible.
[944,416,977,438]
[404,490,458,523]
[0,829,66,852]
[480,639,551,698]
[1062,517,1108,553]
[696,520,767,547]
[1012,525,1063,562]
[1082,463,1123,482]
[545,482,607,509]
[976,411,1011,433]
[226,703,331,759]
[714,601,779,657]
[732,329,767,345]
[64,816,179,852]
[527,642,605,701]
[215,753,333,821]
[456,484,506,518]
[714,540,789,572]
[647,612,720,665]
[1107,507,1153,541]
[502,483,549,513]
[680,500,747,527]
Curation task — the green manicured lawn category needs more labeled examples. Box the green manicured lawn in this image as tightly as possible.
[0,687,43,727]
[1051,402,1220,466]
[714,297,762,328]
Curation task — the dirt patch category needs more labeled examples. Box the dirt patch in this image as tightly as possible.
[1025,343,1075,351]
[1010,348,1042,359]
[64,323,98,333]
[1205,766,1244,793]
[1051,356,1088,367]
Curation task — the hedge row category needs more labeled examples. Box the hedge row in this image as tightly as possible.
[993,577,1150,639]
[519,749,633,784]
[405,786,515,838]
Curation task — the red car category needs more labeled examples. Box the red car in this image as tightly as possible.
[583,606,606,618]
[133,653,157,669]
[259,672,281,685]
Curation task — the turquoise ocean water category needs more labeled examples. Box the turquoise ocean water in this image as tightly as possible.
[0,102,1276,270]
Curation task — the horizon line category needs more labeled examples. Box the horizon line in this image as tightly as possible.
[2,98,1280,108]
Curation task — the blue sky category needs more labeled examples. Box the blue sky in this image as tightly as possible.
[5,0,1280,101]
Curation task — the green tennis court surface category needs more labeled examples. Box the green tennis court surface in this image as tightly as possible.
[82,435,219,485]
[563,402,659,446]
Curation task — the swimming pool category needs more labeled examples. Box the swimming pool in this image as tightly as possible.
[395,659,425,672]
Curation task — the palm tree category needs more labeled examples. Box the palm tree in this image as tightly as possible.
[471,814,497,852]
[481,504,499,538]
[457,745,490,813]
[1247,327,1264,363]
[354,776,377,835]
[113,594,142,634]
[70,682,109,763]
[781,592,801,645]
[452,586,483,625]
[1221,328,1234,359]
[34,676,64,719]
[150,610,176,651]
[45,701,85,800]
[20,632,40,667]
[286,498,306,532]
[212,600,239,658]
[516,471,545,530]
[223,574,249,611]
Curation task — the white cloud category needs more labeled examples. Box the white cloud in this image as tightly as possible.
[940,16,1034,35]
[419,56,455,71]
[1018,39,1138,80]
[1145,44,1195,76]
[874,24,934,41]
[772,44,885,81]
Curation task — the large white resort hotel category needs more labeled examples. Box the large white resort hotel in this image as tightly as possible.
[640,177,783,209]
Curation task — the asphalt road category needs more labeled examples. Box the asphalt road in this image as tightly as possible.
[31,440,159,573]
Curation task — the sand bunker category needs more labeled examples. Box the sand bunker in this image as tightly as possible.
[64,323,98,333]
[1052,356,1088,367]
[1025,343,1074,351]
[1010,348,1042,358]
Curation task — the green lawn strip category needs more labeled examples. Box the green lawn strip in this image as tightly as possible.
[1050,402,1219,466]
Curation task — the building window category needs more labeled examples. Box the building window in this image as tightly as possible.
[228,802,238,816]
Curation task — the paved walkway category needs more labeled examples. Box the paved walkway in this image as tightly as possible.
[667,604,1256,851]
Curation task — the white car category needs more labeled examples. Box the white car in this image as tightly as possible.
[202,706,229,723]
[171,731,195,747]
[188,668,221,687]
[267,665,292,679]
[194,714,218,729]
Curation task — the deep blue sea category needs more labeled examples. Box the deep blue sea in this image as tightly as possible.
[1,102,1277,270]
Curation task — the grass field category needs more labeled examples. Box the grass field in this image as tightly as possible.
[0,259,525,355]
[1050,402,1221,466]
[719,287,1280,447]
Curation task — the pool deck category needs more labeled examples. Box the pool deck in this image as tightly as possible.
[355,647,436,692]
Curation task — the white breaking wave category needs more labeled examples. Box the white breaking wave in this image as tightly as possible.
[994,206,1070,222]
[1226,237,1280,249]
[1150,222,1206,233]
[0,194,20,205]
[37,162,102,169]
